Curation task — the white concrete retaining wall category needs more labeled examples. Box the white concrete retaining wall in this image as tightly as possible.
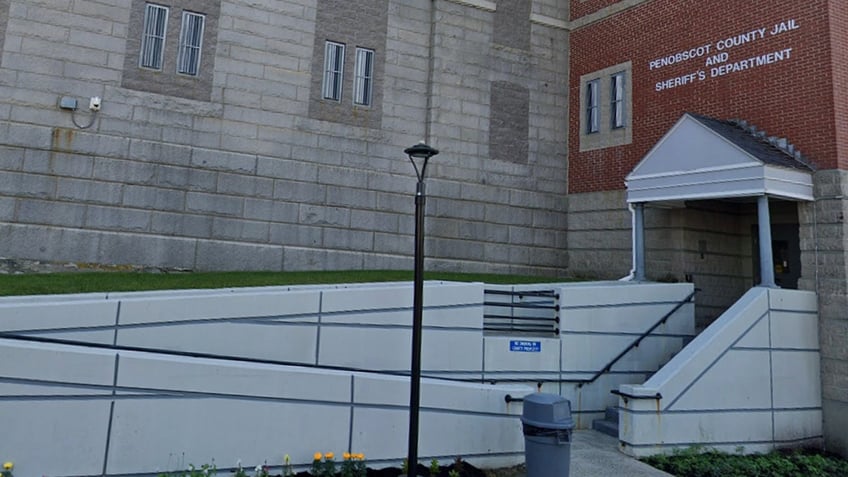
[483,281,695,428]
[0,280,697,476]
[0,338,529,477]
[618,287,822,457]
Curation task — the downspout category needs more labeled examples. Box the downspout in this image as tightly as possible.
[424,0,436,143]
[619,203,636,281]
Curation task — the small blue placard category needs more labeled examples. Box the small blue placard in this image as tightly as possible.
[510,340,541,352]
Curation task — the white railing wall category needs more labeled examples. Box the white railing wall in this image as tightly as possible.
[618,287,822,457]
[483,281,695,428]
[0,280,698,476]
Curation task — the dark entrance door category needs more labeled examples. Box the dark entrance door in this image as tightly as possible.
[752,224,801,289]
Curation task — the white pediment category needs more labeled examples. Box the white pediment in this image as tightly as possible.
[629,114,761,178]
[625,113,813,204]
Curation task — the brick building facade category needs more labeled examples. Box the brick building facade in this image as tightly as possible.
[0,0,845,457]
[568,0,848,457]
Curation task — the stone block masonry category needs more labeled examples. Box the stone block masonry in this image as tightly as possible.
[0,0,569,275]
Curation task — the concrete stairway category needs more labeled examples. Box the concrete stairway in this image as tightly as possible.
[591,405,619,437]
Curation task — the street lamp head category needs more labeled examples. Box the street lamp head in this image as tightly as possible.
[404,142,439,160]
[405,142,439,182]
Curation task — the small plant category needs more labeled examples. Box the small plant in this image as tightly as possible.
[401,458,409,475]
[447,470,459,477]
[233,460,248,477]
[254,464,270,477]
[282,455,294,477]
[341,452,366,477]
[311,452,336,477]
[429,458,439,477]
[159,463,217,477]
[452,456,465,474]
[2,461,13,477]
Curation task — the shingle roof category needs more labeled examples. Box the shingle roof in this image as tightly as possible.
[687,113,815,171]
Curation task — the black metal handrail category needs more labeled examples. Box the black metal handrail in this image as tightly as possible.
[611,389,662,401]
[577,288,698,388]
[483,289,559,336]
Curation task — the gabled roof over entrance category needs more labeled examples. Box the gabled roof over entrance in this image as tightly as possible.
[626,113,814,204]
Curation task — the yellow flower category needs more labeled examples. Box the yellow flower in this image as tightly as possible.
[313,452,322,461]
[2,462,12,471]
[324,452,334,460]
[284,455,291,464]
[343,452,351,460]
[356,453,365,460]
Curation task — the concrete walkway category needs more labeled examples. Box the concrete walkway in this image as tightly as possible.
[569,430,673,477]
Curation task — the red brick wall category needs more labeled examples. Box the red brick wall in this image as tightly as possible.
[569,0,839,194]
[571,0,628,20]
[829,0,848,170]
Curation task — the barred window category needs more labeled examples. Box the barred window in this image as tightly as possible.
[586,79,600,134]
[611,72,626,129]
[177,11,205,76]
[579,62,632,151]
[322,41,345,101]
[140,3,168,69]
[353,48,374,106]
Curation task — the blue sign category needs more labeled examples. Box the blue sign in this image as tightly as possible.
[510,340,541,352]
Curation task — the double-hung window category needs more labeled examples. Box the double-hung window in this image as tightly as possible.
[353,48,374,106]
[611,72,626,129]
[140,4,168,70]
[579,62,632,151]
[323,41,345,101]
[586,79,600,134]
[177,11,205,76]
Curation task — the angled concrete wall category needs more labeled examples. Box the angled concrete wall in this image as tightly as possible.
[618,287,822,457]
[0,338,529,477]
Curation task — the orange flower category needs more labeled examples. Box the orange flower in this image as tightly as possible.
[324,452,334,460]
[313,452,322,461]
[356,453,365,460]
[343,452,351,460]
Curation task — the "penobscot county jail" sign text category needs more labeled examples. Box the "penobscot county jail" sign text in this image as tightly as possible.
[650,19,800,92]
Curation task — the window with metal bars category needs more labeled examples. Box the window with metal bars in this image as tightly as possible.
[140,4,168,70]
[586,79,600,134]
[322,41,345,101]
[611,72,626,129]
[177,11,205,76]
[353,48,374,106]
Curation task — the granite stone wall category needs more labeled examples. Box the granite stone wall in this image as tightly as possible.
[800,170,848,456]
[0,0,569,275]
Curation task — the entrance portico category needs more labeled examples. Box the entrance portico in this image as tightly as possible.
[625,113,814,292]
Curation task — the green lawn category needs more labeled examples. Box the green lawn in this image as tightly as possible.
[0,269,572,297]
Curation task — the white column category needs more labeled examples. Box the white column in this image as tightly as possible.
[635,203,646,281]
[757,195,777,288]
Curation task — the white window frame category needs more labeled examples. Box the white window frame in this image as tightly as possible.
[140,3,169,70]
[586,79,600,134]
[353,48,374,106]
[611,72,626,129]
[177,11,205,76]
[322,41,345,101]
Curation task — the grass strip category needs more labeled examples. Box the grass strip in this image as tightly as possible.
[0,270,571,297]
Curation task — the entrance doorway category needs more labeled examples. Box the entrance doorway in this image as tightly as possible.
[752,223,801,289]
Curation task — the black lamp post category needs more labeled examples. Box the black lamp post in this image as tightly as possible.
[404,141,439,477]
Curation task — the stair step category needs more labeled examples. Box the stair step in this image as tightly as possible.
[591,417,618,438]
[592,406,619,438]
